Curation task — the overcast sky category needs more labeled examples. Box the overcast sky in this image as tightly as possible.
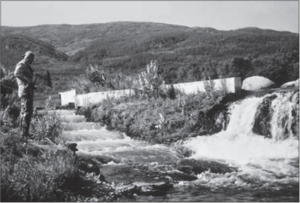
[1,1,299,33]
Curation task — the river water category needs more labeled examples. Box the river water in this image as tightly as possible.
[59,92,299,202]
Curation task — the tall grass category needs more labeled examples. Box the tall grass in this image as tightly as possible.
[1,98,78,202]
[31,96,63,144]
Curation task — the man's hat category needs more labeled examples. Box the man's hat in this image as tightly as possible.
[22,51,34,58]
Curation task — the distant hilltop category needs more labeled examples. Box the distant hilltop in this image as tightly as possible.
[0,21,298,94]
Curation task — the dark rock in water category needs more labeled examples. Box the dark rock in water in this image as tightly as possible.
[253,94,277,138]
[291,91,299,138]
[66,143,78,151]
[177,159,237,175]
[115,185,140,196]
[165,172,198,181]
[77,151,120,164]
[253,90,299,139]
[66,143,78,155]
[115,181,173,196]
[100,164,171,184]
[133,181,173,196]
[78,159,101,175]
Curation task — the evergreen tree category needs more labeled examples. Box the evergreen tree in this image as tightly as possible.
[46,70,52,88]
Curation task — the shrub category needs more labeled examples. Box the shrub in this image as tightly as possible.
[166,84,176,100]
[76,106,93,122]
[30,97,63,144]
[0,65,20,128]
[133,60,165,99]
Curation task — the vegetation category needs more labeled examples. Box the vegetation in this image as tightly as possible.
[132,60,165,99]
[78,87,230,144]
[0,65,20,127]
[1,22,298,98]
[1,132,77,201]
[0,99,78,201]
[0,73,116,201]
[72,65,136,94]
[1,22,298,200]
[0,70,105,201]
[76,61,232,144]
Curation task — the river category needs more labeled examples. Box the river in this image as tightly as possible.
[58,91,298,202]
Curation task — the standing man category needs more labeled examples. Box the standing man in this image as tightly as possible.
[14,51,36,139]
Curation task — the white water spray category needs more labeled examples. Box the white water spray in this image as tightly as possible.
[183,94,298,165]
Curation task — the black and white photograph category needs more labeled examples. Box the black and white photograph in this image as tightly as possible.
[0,1,299,202]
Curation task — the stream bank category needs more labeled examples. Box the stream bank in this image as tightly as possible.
[76,87,298,145]
[60,86,298,201]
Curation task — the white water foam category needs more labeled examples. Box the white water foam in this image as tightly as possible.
[183,94,298,186]
[62,122,102,131]
[60,115,86,123]
[76,135,182,164]
[183,95,298,163]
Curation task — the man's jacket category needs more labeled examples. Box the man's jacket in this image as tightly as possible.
[14,60,34,98]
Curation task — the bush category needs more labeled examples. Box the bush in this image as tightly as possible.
[0,65,20,128]
[31,97,63,144]
[76,106,93,122]
[133,60,165,99]
[166,84,176,100]
[87,82,229,144]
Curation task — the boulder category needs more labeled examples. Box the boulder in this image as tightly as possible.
[78,159,101,175]
[281,79,299,88]
[77,151,120,164]
[242,76,275,91]
[115,185,140,196]
[252,94,277,138]
[115,181,173,196]
[133,181,173,195]
[177,159,237,175]
[66,143,78,155]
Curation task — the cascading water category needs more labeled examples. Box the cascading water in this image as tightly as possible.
[180,92,298,201]
[59,91,298,202]
[184,94,298,163]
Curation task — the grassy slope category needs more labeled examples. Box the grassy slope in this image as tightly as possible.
[1,22,190,55]
[1,22,298,95]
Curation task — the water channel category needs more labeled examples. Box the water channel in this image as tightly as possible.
[56,92,298,201]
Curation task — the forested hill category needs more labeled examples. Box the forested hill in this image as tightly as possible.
[1,22,299,93]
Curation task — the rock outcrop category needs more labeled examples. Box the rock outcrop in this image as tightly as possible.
[242,76,275,91]
[252,94,277,138]
[281,79,299,88]
[253,89,299,139]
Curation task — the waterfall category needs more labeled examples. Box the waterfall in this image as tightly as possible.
[183,92,298,165]
[182,92,298,191]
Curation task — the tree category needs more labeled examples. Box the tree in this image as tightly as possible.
[228,57,252,80]
[133,60,165,99]
[46,70,52,88]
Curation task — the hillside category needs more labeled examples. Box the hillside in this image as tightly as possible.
[1,22,298,95]
[1,22,190,55]
[0,34,84,95]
